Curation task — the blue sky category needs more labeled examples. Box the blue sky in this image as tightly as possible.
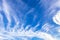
[0,0,60,40]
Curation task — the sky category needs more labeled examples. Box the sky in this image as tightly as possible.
[0,0,60,40]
